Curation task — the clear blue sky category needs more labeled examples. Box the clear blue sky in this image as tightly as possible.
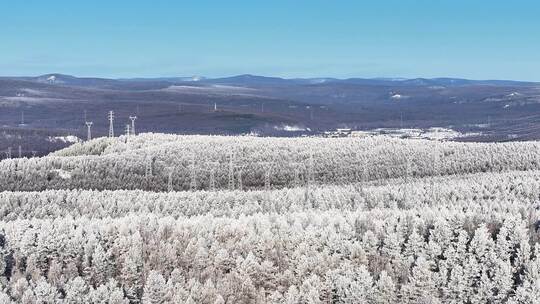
[1,0,539,80]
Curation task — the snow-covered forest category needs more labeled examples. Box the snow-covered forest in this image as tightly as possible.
[2,133,540,191]
[0,134,539,303]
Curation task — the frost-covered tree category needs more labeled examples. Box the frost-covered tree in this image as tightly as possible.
[142,271,167,304]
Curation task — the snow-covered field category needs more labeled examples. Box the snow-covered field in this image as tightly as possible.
[356,127,482,141]
[0,134,538,302]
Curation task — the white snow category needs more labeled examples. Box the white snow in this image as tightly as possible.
[507,92,522,98]
[52,169,72,179]
[274,124,310,132]
[354,127,480,141]
[47,135,81,143]
[390,94,409,100]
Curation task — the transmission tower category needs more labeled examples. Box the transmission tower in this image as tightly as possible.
[307,152,315,184]
[18,146,22,158]
[237,168,243,191]
[108,111,115,137]
[85,122,93,141]
[292,162,301,187]
[125,124,131,137]
[361,155,368,184]
[431,150,439,200]
[190,155,197,191]
[265,168,271,191]
[404,155,411,183]
[129,116,137,135]
[305,153,314,202]
[403,155,411,206]
[208,162,217,191]
[145,157,153,178]
[167,168,174,192]
[228,152,235,190]
[259,162,272,191]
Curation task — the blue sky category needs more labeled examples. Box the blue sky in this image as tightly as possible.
[1,0,539,80]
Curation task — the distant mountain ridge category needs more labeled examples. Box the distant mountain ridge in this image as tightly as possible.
[1,73,538,88]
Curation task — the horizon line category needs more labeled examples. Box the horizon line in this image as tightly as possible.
[1,73,538,83]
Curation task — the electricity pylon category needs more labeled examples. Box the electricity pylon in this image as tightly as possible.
[85,121,93,141]
[145,157,153,178]
[167,168,174,192]
[305,152,314,202]
[237,168,243,191]
[144,157,153,190]
[431,150,439,200]
[190,155,197,191]
[129,116,137,135]
[265,167,271,191]
[260,162,272,191]
[108,111,115,137]
[228,152,235,190]
[403,155,411,207]
[291,162,301,187]
[207,162,219,191]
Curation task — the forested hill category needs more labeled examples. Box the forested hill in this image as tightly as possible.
[1,133,540,192]
[0,134,539,302]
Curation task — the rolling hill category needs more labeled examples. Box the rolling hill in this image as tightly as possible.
[1,73,540,156]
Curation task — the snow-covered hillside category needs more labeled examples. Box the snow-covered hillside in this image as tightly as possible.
[0,134,538,302]
[2,133,540,192]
